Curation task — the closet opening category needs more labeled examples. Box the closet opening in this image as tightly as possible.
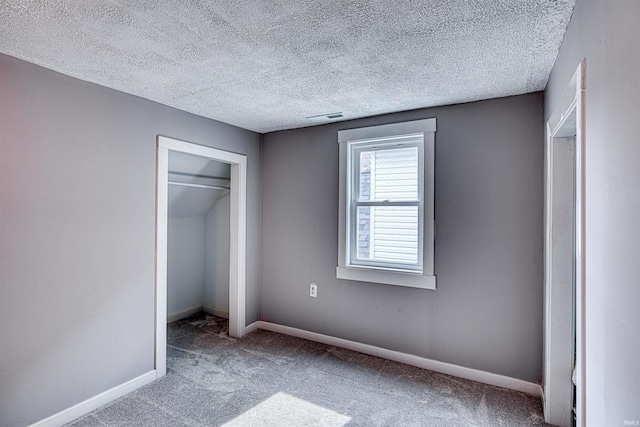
[155,136,248,379]
[166,152,231,324]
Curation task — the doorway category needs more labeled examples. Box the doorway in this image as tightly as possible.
[155,136,248,378]
[543,60,586,427]
[166,152,231,324]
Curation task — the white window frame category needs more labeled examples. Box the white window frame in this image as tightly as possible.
[349,136,425,272]
[337,118,436,290]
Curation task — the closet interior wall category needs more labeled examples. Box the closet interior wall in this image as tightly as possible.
[167,152,231,322]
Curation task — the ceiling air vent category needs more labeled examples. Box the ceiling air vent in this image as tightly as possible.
[306,112,344,122]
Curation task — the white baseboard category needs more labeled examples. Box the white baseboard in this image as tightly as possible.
[29,371,157,427]
[257,321,542,397]
[167,305,202,323]
[203,305,229,319]
[243,321,260,335]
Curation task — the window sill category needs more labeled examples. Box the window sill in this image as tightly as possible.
[336,266,436,290]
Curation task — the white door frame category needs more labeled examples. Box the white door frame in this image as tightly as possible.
[543,60,586,426]
[155,136,248,378]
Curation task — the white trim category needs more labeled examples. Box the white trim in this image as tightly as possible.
[156,136,249,379]
[337,118,437,289]
[29,371,157,427]
[574,60,587,427]
[256,321,542,397]
[244,321,261,335]
[543,60,586,427]
[155,147,168,378]
[203,305,229,319]
[167,305,203,323]
[229,155,248,338]
[336,266,436,289]
[338,118,437,143]
[158,136,247,164]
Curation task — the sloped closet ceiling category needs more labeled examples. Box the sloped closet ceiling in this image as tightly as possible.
[168,151,230,218]
[168,187,223,218]
[0,0,575,132]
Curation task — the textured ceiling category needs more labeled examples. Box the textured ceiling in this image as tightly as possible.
[0,0,575,133]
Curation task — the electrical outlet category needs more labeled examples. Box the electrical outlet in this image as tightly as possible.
[309,283,317,298]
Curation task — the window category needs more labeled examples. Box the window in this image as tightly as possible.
[337,118,436,289]
[350,136,424,271]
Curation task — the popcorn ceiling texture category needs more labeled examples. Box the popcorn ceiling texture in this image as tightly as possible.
[0,0,575,133]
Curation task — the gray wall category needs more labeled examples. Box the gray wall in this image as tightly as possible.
[167,216,206,318]
[261,93,544,382]
[0,54,261,427]
[545,0,640,423]
[204,194,231,313]
[167,192,231,321]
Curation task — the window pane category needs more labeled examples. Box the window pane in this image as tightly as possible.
[359,151,372,201]
[358,146,418,202]
[356,205,371,259]
[356,206,418,265]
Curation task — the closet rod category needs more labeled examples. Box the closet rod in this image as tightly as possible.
[168,171,230,181]
[168,181,229,190]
